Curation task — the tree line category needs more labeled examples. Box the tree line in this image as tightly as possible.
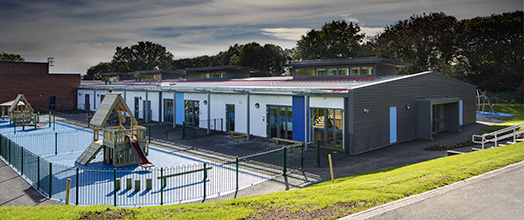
[3,11,521,93]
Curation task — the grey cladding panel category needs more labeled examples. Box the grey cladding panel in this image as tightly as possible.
[350,72,476,155]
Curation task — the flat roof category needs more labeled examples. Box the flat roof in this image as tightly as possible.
[78,74,419,95]
[283,57,409,68]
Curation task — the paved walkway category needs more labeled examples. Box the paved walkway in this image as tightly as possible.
[0,158,61,206]
[344,161,524,220]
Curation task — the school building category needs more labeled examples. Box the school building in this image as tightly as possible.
[77,57,476,155]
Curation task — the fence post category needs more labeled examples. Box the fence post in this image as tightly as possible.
[53,115,56,131]
[160,167,164,206]
[55,132,58,155]
[221,118,223,132]
[49,163,52,198]
[203,163,207,201]
[37,156,40,189]
[20,146,23,175]
[148,124,151,143]
[14,120,16,134]
[76,167,79,205]
[235,157,239,192]
[182,122,186,139]
[165,124,168,140]
[214,119,216,134]
[283,146,287,176]
[113,169,117,207]
[317,140,320,167]
[65,178,71,205]
[301,144,304,169]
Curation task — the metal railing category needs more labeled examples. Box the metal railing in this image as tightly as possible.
[472,122,524,149]
[0,132,333,206]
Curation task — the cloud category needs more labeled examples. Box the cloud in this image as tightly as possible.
[260,28,311,41]
[0,0,521,74]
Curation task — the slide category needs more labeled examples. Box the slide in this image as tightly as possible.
[127,134,154,168]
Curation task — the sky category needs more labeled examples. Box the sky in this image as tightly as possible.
[0,0,522,74]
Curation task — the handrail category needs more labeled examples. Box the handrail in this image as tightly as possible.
[472,122,524,149]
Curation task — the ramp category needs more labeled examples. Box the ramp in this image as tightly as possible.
[76,140,104,165]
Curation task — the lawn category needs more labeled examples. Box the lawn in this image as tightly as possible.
[1,141,523,220]
[481,103,524,132]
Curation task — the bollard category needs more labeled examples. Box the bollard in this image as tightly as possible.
[126,177,132,190]
[135,179,141,191]
[115,178,121,191]
[65,178,71,205]
[146,178,152,190]
[328,154,334,184]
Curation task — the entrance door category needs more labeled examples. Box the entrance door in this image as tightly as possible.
[143,100,152,122]
[134,97,140,118]
[85,94,90,111]
[184,100,199,127]
[49,96,57,111]
[163,99,174,123]
[267,106,292,140]
[432,104,445,133]
[311,108,344,149]
[226,105,235,132]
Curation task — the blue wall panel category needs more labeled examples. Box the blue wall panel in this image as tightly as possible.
[176,93,184,125]
[292,96,305,142]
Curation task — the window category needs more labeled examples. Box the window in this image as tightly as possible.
[362,67,373,75]
[295,69,305,76]
[338,68,349,76]
[311,108,344,150]
[188,73,199,79]
[328,68,337,76]
[350,67,360,75]
[164,99,174,123]
[305,69,315,76]
[184,100,199,126]
[316,69,326,76]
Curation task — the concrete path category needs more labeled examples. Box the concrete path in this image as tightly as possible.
[0,159,61,206]
[344,161,524,220]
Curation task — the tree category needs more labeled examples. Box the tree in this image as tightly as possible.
[296,20,365,60]
[83,62,112,80]
[111,41,174,72]
[455,11,523,92]
[0,52,24,61]
[372,12,458,75]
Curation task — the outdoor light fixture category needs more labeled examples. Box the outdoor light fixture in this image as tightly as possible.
[203,100,208,105]
[363,109,370,113]
[255,103,260,109]
[405,104,411,110]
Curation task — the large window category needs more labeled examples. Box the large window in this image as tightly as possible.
[338,68,349,76]
[311,108,344,150]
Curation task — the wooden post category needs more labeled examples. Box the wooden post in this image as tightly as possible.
[328,154,334,184]
[65,178,71,205]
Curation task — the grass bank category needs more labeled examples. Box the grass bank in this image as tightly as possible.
[1,141,523,220]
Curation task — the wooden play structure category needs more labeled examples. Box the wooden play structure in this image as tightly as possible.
[2,94,48,129]
[76,93,153,168]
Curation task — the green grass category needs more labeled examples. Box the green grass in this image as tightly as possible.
[2,141,523,220]
[481,104,524,132]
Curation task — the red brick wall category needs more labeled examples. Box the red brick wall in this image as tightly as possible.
[0,61,49,74]
[0,74,79,111]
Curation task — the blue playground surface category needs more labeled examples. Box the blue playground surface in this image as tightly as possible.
[476,111,514,118]
[0,118,270,206]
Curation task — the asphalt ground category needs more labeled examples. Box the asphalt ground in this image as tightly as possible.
[344,161,524,220]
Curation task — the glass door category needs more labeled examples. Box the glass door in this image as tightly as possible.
[163,99,174,123]
[226,104,235,132]
[267,106,292,140]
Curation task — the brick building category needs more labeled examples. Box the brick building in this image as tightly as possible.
[0,61,80,111]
